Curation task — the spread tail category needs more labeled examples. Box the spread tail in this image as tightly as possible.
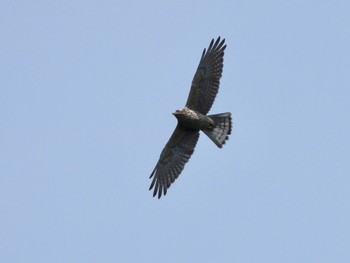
[203,112,232,148]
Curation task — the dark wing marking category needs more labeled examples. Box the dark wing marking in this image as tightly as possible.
[149,126,200,198]
[185,37,226,115]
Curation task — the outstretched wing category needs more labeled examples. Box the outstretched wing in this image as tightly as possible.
[149,126,200,198]
[185,37,226,115]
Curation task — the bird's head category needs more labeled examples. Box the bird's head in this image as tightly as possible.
[172,108,188,117]
[173,109,186,121]
[172,109,183,116]
[173,108,191,121]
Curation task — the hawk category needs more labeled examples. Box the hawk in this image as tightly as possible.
[149,37,232,198]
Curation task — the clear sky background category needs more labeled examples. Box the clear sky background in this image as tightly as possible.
[1,1,350,262]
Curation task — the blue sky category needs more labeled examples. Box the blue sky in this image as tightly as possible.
[1,1,350,262]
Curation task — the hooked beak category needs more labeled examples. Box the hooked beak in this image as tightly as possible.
[172,110,180,116]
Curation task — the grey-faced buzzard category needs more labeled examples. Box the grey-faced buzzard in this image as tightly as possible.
[149,37,232,198]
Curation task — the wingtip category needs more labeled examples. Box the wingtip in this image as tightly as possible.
[149,167,156,179]
[150,183,168,199]
[201,48,206,59]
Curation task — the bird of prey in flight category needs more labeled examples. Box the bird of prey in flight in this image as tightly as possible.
[149,37,232,198]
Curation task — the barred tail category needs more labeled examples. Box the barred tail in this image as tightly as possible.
[203,112,232,148]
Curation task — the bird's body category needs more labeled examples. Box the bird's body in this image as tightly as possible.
[149,37,232,198]
[173,107,214,130]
